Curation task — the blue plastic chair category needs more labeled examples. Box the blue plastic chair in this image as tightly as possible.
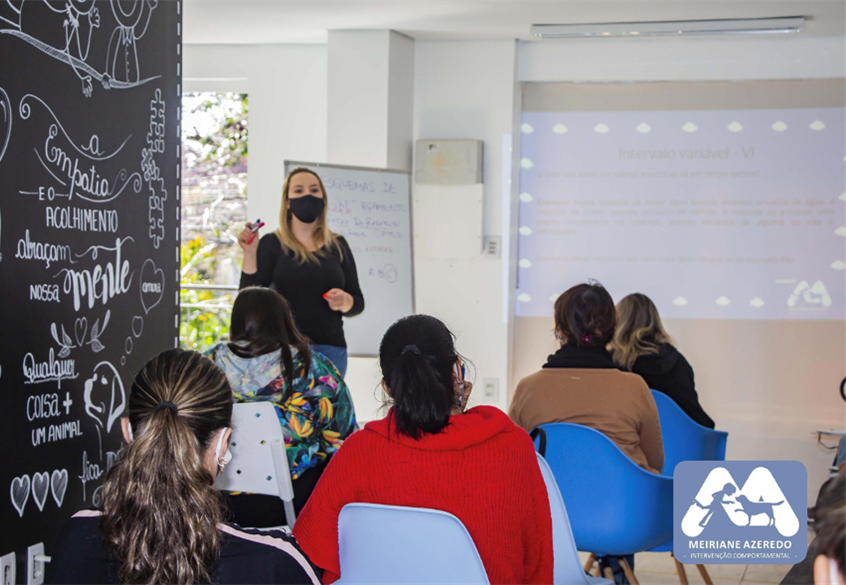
[536,453,614,585]
[335,503,490,584]
[532,423,673,557]
[650,390,728,476]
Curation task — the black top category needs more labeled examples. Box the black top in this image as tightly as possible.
[543,344,618,370]
[47,511,322,585]
[630,344,715,429]
[240,234,364,348]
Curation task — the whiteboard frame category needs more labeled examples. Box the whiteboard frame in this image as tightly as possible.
[284,160,416,357]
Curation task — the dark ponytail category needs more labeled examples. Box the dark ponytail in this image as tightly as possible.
[379,315,461,438]
[100,349,233,584]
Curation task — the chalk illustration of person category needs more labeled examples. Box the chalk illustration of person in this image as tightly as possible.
[106,0,158,84]
[42,0,101,96]
[693,483,737,527]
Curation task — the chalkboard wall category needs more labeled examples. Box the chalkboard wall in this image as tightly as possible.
[0,0,181,564]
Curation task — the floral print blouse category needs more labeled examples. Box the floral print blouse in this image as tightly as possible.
[208,343,357,479]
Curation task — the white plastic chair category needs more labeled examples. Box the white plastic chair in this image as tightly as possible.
[335,503,490,584]
[536,453,613,585]
[215,402,296,528]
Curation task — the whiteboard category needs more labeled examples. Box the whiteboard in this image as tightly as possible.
[285,161,414,356]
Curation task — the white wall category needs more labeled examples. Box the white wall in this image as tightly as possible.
[183,45,328,233]
[413,40,519,411]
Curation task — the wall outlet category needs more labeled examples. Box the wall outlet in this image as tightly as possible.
[0,552,15,585]
[27,543,47,585]
[483,378,499,401]
[483,236,501,258]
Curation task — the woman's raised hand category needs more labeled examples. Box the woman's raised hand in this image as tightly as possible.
[238,222,260,254]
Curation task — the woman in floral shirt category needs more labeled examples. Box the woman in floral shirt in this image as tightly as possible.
[207,287,356,523]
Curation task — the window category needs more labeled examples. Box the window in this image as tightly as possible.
[180,92,248,350]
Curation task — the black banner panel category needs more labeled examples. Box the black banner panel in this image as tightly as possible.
[0,0,181,559]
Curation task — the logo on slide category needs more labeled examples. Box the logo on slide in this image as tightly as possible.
[673,461,806,564]
[787,280,832,310]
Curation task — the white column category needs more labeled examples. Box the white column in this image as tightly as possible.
[326,30,414,421]
[327,30,414,170]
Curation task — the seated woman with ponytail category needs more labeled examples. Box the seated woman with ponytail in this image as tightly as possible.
[49,349,321,585]
[208,286,356,523]
[293,315,553,584]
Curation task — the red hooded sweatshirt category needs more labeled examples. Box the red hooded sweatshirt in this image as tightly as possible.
[292,405,553,584]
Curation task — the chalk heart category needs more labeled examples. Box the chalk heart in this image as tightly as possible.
[10,475,30,517]
[51,469,68,508]
[132,315,144,337]
[75,316,88,347]
[139,259,164,315]
[31,471,49,511]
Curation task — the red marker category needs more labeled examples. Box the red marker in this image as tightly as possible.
[248,219,264,243]
[322,293,329,299]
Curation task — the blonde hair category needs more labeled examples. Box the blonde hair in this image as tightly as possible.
[276,167,342,264]
[100,349,232,584]
[610,293,674,371]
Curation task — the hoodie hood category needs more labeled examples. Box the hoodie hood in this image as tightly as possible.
[633,343,679,376]
[211,342,287,398]
[364,405,515,452]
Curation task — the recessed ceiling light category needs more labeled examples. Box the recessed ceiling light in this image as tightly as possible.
[530,17,805,38]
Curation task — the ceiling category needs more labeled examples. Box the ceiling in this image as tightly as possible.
[183,1,846,45]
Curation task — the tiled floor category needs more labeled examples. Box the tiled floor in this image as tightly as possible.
[578,551,794,585]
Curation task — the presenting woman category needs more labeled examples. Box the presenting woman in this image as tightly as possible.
[239,167,364,376]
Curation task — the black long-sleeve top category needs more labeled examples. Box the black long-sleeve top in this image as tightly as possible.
[48,510,321,584]
[240,234,364,348]
[630,344,715,429]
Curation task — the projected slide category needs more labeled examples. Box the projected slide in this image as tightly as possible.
[516,108,845,320]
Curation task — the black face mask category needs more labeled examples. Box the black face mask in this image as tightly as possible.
[289,195,325,224]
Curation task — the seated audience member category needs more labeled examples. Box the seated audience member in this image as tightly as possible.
[48,349,320,585]
[781,468,845,585]
[293,315,553,584]
[509,282,664,475]
[609,292,715,428]
[208,286,356,520]
[813,468,845,585]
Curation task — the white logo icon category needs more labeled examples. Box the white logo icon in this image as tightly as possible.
[787,280,832,308]
[681,467,800,538]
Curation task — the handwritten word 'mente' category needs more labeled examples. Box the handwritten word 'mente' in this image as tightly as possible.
[58,238,133,311]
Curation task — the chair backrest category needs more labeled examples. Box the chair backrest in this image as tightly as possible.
[534,423,673,556]
[215,402,295,524]
[650,390,728,475]
[536,453,596,585]
[336,503,490,585]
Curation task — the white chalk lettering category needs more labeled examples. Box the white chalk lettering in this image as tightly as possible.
[22,348,78,388]
[59,238,133,311]
[45,206,119,233]
[30,284,61,302]
[15,230,73,268]
[31,421,83,446]
[27,393,60,421]
[78,450,103,501]
[45,127,111,201]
